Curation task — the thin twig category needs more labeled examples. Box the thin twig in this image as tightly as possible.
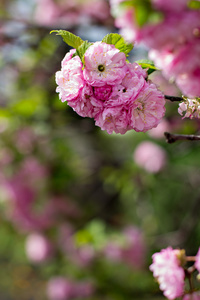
[164,132,200,144]
[165,95,183,102]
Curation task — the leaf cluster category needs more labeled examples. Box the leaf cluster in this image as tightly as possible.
[50,30,134,61]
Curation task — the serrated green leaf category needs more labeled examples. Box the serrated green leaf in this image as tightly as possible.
[136,59,159,75]
[76,41,93,62]
[188,0,200,9]
[102,33,133,57]
[50,30,84,49]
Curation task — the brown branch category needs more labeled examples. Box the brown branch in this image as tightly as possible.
[164,132,200,144]
[165,95,183,102]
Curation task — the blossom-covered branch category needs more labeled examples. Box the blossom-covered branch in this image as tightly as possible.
[53,31,166,135]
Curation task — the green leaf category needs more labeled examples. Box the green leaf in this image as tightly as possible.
[75,41,93,62]
[50,30,84,49]
[188,0,200,9]
[136,59,159,75]
[102,33,133,57]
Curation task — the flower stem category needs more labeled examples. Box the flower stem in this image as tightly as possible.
[165,95,183,102]
[164,132,200,144]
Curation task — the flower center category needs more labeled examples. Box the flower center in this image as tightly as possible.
[93,85,112,101]
[98,64,105,72]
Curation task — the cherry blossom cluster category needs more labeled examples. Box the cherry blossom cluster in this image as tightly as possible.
[150,246,200,300]
[178,96,200,119]
[55,41,166,134]
[110,0,200,98]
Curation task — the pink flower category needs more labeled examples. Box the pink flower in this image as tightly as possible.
[47,277,74,300]
[104,242,122,261]
[150,39,200,98]
[67,84,97,118]
[183,292,200,300]
[95,106,129,134]
[25,233,53,263]
[83,42,127,86]
[138,11,200,52]
[195,247,200,273]
[178,98,200,119]
[55,54,84,103]
[93,62,147,134]
[129,82,166,132]
[133,141,167,173]
[150,247,185,300]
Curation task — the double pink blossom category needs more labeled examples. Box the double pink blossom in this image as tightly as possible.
[55,41,166,134]
[150,247,185,300]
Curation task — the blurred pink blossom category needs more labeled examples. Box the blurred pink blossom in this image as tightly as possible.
[104,226,146,269]
[121,227,146,269]
[104,242,122,261]
[183,292,200,300]
[25,232,53,263]
[34,0,111,27]
[110,1,200,98]
[47,277,74,300]
[148,119,171,139]
[152,0,189,11]
[133,141,167,173]
[72,281,95,298]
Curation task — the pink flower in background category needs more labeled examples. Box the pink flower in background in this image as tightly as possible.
[152,0,189,11]
[110,1,200,98]
[121,227,146,269]
[148,119,171,139]
[133,141,167,173]
[15,127,36,154]
[104,242,122,261]
[104,226,146,269]
[83,42,127,86]
[195,248,200,273]
[25,233,53,263]
[129,82,166,132]
[34,0,111,27]
[183,292,200,300]
[47,277,74,300]
[150,71,180,97]
[47,277,94,300]
[82,0,110,22]
[72,281,95,298]
[150,247,185,300]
